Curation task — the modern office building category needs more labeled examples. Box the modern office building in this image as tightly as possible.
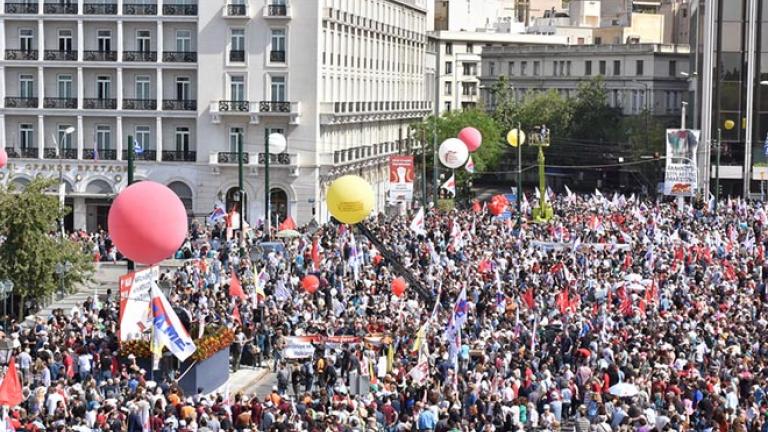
[0,0,430,230]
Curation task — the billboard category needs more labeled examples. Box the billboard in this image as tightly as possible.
[663,129,700,197]
[118,266,159,341]
[388,155,415,203]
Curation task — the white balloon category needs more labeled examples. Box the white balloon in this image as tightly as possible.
[330,288,338,296]
[438,138,469,169]
[268,133,287,154]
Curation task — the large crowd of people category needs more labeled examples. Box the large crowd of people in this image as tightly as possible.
[2,192,768,432]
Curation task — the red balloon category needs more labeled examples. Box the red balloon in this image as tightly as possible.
[0,147,7,169]
[108,181,187,265]
[391,277,407,297]
[302,275,320,294]
[458,127,482,152]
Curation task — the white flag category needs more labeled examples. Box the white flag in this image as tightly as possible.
[150,284,196,362]
[410,208,426,236]
[440,174,456,197]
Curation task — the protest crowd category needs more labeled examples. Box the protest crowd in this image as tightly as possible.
[2,192,768,432]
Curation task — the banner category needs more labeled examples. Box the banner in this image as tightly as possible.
[664,129,700,197]
[283,336,316,359]
[150,284,196,362]
[388,155,415,203]
[118,266,158,341]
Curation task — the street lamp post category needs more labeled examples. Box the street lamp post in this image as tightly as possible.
[127,135,135,271]
[265,133,286,241]
[0,280,14,331]
[55,262,72,299]
[54,126,76,238]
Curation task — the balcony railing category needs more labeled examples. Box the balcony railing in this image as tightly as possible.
[42,148,78,159]
[44,2,77,13]
[5,97,38,108]
[229,50,245,62]
[217,152,249,164]
[123,3,157,14]
[259,101,291,113]
[270,50,285,62]
[267,4,287,16]
[44,50,77,61]
[44,97,77,109]
[123,99,157,110]
[83,3,117,14]
[163,99,197,111]
[257,152,292,165]
[123,51,157,62]
[84,51,117,61]
[83,98,117,110]
[218,100,249,112]
[83,149,117,160]
[123,149,157,161]
[19,148,39,158]
[162,51,197,62]
[5,3,38,13]
[162,3,196,15]
[226,4,247,16]
[4,148,19,159]
[162,151,196,162]
[5,50,38,61]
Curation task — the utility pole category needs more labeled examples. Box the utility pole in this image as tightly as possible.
[127,135,135,272]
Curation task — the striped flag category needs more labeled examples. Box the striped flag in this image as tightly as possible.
[465,155,475,173]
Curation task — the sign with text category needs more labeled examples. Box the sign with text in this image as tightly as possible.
[664,129,700,197]
[118,266,159,341]
[388,155,415,203]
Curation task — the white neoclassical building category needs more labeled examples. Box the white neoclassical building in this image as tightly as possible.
[0,0,430,231]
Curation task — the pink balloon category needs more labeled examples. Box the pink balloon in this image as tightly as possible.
[458,127,482,152]
[108,181,187,265]
[0,147,7,169]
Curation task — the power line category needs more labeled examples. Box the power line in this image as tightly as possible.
[477,158,664,175]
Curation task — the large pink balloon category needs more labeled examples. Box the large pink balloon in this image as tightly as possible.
[0,147,7,169]
[458,127,483,152]
[108,181,187,265]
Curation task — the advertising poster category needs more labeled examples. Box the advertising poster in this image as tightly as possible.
[388,156,415,203]
[118,266,159,341]
[663,129,700,197]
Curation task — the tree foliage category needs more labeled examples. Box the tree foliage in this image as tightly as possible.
[569,76,624,142]
[0,178,93,318]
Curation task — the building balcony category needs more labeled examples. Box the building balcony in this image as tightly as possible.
[257,152,297,166]
[162,3,196,15]
[5,147,38,158]
[162,99,197,111]
[5,97,38,108]
[84,50,117,61]
[122,98,157,110]
[217,152,249,164]
[123,149,157,161]
[217,100,250,112]
[265,4,289,18]
[259,101,293,113]
[123,51,157,62]
[229,50,245,62]
[43,97,77,109]
[44,50,77,61]
[5,50,38,61]
[83,149,117,160]
[83,3,117,14]
[44,2,77,13]
[5,3,38,13]
[83,98,117,110]
[224,4,248,17]
[123,3,157,15]
[162,51,197,62]
[43,148,78,159]
[162,150,196,162]
[269,50,285,63]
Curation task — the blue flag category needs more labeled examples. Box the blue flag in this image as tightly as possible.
[134,143,144,155]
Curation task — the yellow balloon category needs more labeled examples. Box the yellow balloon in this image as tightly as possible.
[724,119,735,130]
[507,129,526,147]
[326,175,375,224]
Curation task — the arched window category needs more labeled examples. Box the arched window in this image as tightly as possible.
[9,177,30,191]
[85,179,113,195]
[270,188,288,224]
[225,187,247,220]
[167,181,194,213]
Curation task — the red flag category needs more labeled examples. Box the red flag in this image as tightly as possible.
[228,271,246,300]
[638,299,647,315]
[522,288,535,310]
[620,295,633,317]
[622,253,632,270]
[471,200,482,213]
[674,246,684,262]
[606,286,613,311]
[311,238,321,268]
[278,216,297,231]
[0,357,23,407]
[233,303,241,325]
[556,289,571,314]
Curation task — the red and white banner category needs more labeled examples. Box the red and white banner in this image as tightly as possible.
[118,267,158,342]
[388,155,415,203]
[283,335,388,358]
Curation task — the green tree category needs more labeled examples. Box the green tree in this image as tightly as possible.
[569,76,623,142]
[0,178,93,318]
[513,89,573,137]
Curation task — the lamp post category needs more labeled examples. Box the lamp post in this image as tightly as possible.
[681,101,688,129]
[127,135,135,271]
[54,126,76,238]
[265,133,287,242]
[55,261,72,299]
[715,119,737,208]
[0,280,13,331]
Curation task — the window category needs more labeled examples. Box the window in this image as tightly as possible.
[176,30,192,52]
[19,74,35,98]
[489,62,495,76]
[97,76,111,99]
[58,29,73,52]
[508,61,515,76]
[230,75,245,101]
[445,61,452,74]
[136,30,151,52]
[631,90,638,112]
[19,124,33,150]
[135,126,150,150]
[230,28,245,61]
[444,102,451,111]
[520,61,528,76]
[20,29,34,52]
[58,125,73,149]
[96,125,111,151]
[668,60,676,77]
[271,29,286,59]
[553,61,559,76]
[444,81,452,95]
[666,91,673,113]
[577,37,585,45]
[599,60,606,75]
[566,61,571,76]
[613,60,621,76]
[176,77,191,100]
[462,62,476,76]
[270,76,286,101]
[229,127,244,153]
[57,74,72,99]
[462,82,476,96]
[97,30,112,52]
[636,60,644,76]
[533,61,540,76]
[175,127,190,153]
[466,43,474,53]
[585,60,592,76]
[594,37,602,45]
[135,76,151,100]
[445,42,452,54]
